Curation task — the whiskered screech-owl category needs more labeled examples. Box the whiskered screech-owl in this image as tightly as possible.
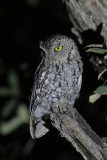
[30,35,83,139]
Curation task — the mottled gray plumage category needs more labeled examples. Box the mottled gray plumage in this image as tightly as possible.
[30,35,83,139]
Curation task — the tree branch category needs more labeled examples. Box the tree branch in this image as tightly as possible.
[64,0,107,42]
[50,106,107,160]
[64,0,107,74]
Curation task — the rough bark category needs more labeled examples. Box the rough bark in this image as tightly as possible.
[64,0,107,43]
[64,0,107,74]
[50,106,107,160]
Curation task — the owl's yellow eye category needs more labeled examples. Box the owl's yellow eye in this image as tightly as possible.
[55,46,63,52]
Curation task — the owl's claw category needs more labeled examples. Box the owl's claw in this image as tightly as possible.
[51,101,72,114]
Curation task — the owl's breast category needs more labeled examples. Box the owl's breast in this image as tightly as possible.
[38,62,82,105]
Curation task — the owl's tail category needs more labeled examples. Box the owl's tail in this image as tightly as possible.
[30,116,49,139]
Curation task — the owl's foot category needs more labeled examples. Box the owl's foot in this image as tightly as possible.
[51,101,73,114]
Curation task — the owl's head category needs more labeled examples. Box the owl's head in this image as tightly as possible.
[40,35,79,62]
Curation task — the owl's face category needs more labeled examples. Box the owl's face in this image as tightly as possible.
[40,35,78,62]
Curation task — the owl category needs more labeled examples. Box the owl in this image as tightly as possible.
[30,35,83,139]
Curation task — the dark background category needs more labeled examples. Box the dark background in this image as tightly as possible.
[0,0,107,160]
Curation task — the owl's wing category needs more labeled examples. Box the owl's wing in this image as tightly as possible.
[30,61,42,139]
[30,57,49,139]
[30,57,45,114]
